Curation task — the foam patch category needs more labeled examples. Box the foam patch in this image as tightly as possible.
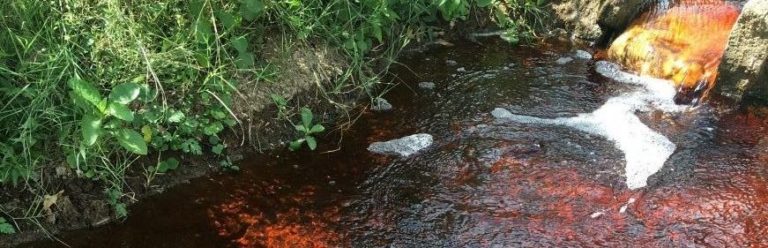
[493,61,686,189]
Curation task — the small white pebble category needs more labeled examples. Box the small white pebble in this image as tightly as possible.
[590,211,604,219]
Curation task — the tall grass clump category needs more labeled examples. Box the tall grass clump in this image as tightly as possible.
[0,0,547,230]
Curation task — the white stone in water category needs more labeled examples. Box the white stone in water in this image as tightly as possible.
[590,211,605,219]
[574,50,593,60]
[371,97,393,112]
[493,61,684,189]
[418,81,436,90]
[491,108,514,119]
[368,134,434,157]
[556,57,574,65]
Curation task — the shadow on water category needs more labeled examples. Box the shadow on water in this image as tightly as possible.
[22,39,768,247]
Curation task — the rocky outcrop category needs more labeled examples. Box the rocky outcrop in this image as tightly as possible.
[715,0,768,102]
[549,0,650,42]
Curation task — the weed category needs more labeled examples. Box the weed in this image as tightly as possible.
[0,217,15,234]
[289,108,326,151]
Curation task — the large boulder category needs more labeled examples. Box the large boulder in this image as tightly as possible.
[715,0,768,103]
[598,0,652,33]
[549,0,650,42]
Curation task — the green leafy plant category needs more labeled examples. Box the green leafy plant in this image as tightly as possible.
[69,78,148,155]
[289,108,325,151]
[0,217,15,234]
[106,187,128,219]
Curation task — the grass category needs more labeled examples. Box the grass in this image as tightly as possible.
[0,0,547,235]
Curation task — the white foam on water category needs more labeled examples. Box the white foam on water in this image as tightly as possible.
[494,61,687,189]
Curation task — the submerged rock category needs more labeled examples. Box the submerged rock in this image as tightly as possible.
[371,97,393,112]
[418,81,436,90]
[556,57,574,65]
[457,67,467,73]
[574,50,593,60]
[445,60,458,66]
[368,134,434,157]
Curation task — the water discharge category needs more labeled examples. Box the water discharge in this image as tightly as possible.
[607,0,741,103]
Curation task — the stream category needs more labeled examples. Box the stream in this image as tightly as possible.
[23,39,768,247]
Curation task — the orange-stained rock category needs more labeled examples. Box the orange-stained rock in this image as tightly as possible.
[607,1,740,102]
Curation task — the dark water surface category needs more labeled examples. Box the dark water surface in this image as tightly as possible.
[22,40,768,247]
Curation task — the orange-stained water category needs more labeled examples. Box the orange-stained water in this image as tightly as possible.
[608,0,740,102]
[18,39,768,247]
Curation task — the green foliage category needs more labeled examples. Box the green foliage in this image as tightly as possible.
[155,158,180,174]
[70,79,147,155]
[289,108,326,151]
[0,0,545,223]
[106,187,128,219]
[0,217,15,234]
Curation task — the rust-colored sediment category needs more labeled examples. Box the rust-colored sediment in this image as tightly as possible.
[608,0,740,99]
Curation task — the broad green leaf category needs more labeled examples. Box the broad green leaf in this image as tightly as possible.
[217,10,239,30]
[0,218,15,234]
[109,83,141,104]
[115,129,148,155]
[167,111,185,123]
[188,0,204,16]
[371,23,383,42]
[241,0,264,21]
[138,83,154,102]
[141,125,153,142]
[195,51,211,67]
[212,144,225,155]
[231,36,249,53]
[69,78,103,108]
[209,135,221,144]
[289,140,303,151]
[108,103,134,121]
[157,158,179,173]
[476,0,493,7]
[310,124,325,133]
[306,136,317,150]
[295,125,307,133]
[182,139,203,155]
[195,19,214,44]
[235,52,255,69]
[300,107,313,128]
[114,203,128,219]
[81,115,102,146]
[210,110,227,120]
[203,122,224,136]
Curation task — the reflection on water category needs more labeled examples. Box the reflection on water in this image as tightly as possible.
[22,39,768,247]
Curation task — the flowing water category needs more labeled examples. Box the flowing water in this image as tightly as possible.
[21,38,768,247]
[607,0,742,103]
